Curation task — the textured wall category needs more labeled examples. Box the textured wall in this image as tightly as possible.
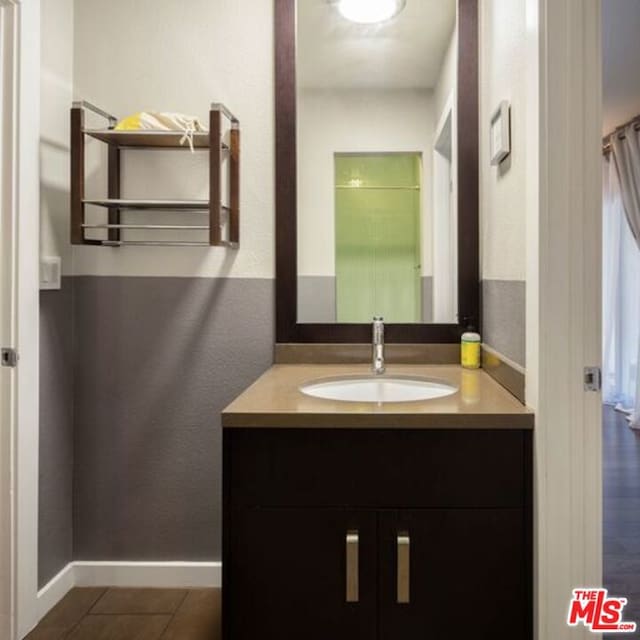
[482,280,526,366]
[72,277,274,560]
[72,0,274,279]
[40,0,73,272]
[39,280,74,586]
[39,0,75,588]
[422,277,434,324]
[479,0,528,365]
[41,0,276,576]
[297,277,336,323]
[297,276,434,324]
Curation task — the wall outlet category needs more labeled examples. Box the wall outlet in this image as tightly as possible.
[40,256,61,290]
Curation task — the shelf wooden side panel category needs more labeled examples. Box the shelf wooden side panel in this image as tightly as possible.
[210,109,222,246]
[70,107,86,244]
[108,145,121,242]
[230,127,240,245]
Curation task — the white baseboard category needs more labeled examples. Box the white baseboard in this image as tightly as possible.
[36,561,220,622]
[36,563,75,619]
[73,561,221,589]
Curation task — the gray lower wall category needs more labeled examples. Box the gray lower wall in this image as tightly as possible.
[39,276,274,581]
[421,276,433,323]
[482,279,526,367]
[72,277,274,561]
[298,275,434,323]
[297,276,336,323]
[39,278,74,587]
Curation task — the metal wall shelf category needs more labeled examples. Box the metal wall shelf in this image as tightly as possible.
[70,100,240,247]
[101,240,215,247]
[83,198,211,211]
[82,224,210,231]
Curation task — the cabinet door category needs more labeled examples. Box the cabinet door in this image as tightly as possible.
[226,508,377,640]
[379,509,529,640]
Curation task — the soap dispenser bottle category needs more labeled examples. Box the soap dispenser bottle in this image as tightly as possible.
[461,325,481,369]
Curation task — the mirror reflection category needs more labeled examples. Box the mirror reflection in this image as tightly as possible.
[296,0,459,324]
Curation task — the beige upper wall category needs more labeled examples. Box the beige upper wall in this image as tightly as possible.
[434,24,457,127]
[479,0,527,282]
[41,0,74,275]
[72,0,274,278]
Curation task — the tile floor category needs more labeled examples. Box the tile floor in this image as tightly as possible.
[604,406,640,638]
[26,587,220,640]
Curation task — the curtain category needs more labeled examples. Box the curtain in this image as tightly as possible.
[613,125,640,244]
[604,126,640,427]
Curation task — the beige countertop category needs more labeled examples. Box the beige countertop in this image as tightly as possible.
[222,364,534,429]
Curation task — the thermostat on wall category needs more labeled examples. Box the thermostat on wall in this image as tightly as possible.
[490,100,511,166]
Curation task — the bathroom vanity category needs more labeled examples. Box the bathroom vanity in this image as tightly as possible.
[222,365,533,640]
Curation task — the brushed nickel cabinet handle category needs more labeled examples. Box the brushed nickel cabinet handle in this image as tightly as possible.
[346,530,359,603]
[397,531,410,604]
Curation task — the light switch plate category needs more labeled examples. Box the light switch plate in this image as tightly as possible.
[40,256,61,290]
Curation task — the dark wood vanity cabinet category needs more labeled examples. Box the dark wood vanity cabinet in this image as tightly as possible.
[377,509,527,640]
[223,428,532,640]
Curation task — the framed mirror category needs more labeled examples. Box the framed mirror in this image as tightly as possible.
[276,0,478,343]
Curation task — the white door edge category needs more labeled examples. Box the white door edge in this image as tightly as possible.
[531,1,603,639]
[0,0,40,638]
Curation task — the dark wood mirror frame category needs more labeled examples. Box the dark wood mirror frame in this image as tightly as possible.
[275,0,478,343]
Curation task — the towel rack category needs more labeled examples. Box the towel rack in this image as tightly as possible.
[70,101,240,248]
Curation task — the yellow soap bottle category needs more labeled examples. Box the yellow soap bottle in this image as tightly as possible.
[461,327,481,369]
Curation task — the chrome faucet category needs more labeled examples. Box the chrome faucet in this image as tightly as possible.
[372,317,385,375]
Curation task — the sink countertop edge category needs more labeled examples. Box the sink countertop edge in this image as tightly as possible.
[222,364,534,430]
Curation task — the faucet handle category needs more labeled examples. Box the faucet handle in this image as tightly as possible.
[373,316,384,323]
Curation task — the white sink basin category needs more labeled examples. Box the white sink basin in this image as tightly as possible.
[299,375,458,403]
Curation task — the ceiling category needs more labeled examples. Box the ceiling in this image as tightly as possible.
[297,0,457,90]
[602,0,640,134]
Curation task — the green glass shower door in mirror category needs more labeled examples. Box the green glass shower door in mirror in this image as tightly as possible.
[335,154,422,323]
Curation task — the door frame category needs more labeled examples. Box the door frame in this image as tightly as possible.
[529,1,603,638]
[0,0,41,638]
[334,152,423,324]
[432,93,458,323]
